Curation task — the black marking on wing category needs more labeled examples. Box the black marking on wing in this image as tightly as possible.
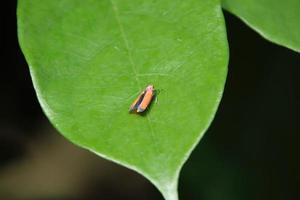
[129,91,146,112]
[134,92,145,110]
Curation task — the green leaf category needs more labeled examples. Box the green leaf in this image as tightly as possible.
[18,0,228,199]
[222,0,300,52]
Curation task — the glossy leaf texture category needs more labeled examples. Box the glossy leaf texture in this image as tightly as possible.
[222,0,300,52]
[18,0,228,199]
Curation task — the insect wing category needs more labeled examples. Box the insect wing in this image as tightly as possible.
[129,91,145,112]
[137,89,154,112]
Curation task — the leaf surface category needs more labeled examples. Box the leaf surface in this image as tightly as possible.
[222,0,300,52]
[18,0,228,199]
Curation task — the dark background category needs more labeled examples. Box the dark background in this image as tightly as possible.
[1,0,299,199]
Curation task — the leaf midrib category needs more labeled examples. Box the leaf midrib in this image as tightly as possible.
[109,0,161,170]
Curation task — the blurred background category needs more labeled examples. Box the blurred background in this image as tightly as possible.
[1,1,299,199]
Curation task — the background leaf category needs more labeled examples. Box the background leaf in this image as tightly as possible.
[222,0,300,52]
[18,0,228,199]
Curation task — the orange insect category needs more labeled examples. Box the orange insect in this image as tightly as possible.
[129,85,156,113]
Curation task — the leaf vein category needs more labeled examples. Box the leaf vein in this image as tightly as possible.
[109,0,161,159]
